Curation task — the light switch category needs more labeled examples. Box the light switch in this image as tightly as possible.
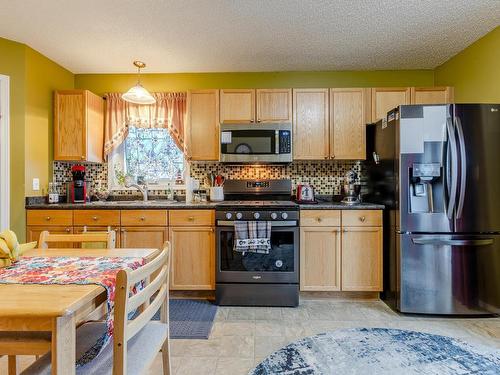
[32,178,40,191]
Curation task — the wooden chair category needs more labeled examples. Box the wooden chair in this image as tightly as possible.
[21,242,171,375]
[38,230,116,249]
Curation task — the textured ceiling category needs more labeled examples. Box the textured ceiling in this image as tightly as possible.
[0,0,499,73]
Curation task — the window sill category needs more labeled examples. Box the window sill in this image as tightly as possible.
[110,184,186,192]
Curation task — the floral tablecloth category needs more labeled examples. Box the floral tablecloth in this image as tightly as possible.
[0,256,145,365]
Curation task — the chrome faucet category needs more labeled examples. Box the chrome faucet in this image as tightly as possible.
[125,177,149,201]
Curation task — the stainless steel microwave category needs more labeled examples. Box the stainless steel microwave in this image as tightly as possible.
[219,123,292,163]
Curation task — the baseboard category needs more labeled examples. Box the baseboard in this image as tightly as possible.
[300,291,380,301]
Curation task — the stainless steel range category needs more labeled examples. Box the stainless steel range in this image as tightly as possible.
[215,179,299,307]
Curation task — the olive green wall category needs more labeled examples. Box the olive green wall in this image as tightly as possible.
[25,47,74,197]
[0,37,74,240]
[75,70,434,95]
[435,26,500,103]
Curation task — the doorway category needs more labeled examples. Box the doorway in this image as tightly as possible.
[0,74,10,230]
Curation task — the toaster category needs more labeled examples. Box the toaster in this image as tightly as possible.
[296,184,316,203]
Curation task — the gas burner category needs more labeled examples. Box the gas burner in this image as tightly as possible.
[216,200,298,208]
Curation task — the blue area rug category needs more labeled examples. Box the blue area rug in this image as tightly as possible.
[154,299,217,339]
[250,328,500,374]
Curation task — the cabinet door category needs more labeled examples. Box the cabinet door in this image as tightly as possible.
[331,88,370,160]
[120,226,168,250]
[169,226,215,290]
[187,90,220,161]
[54,91,86,161]
[26,226,73,248]
[411,87,454,104]
[300,227,341,291]
[292,89,329,160]
[74,226,121,248]
[256,89,292,123]
[341,227,383,291]
[371,87,411,122]
[220,89,255,123]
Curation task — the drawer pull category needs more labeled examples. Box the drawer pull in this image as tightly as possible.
[188,216,195,221]
[45,216,51,221]
[359,216,366,222]
[92,216,98,221]
[66,228,71,233]
[316,217,322,222]
[140,216,146,221]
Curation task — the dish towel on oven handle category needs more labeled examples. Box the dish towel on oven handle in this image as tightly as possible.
[234,221,272,254]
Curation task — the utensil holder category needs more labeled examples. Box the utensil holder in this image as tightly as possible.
[210,187,224,202]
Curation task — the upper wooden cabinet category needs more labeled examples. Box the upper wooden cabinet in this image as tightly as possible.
[256,89,292,123]
[54,90,104,162]
[411,86,454,104]
[371,87,411,122]
[186,90,220,161]
[220,88,292,123]
[220,89,256,123]
[293,89,330,160]
[330,88,370,160]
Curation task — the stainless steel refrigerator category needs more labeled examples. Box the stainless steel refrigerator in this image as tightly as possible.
[365,104,500,315]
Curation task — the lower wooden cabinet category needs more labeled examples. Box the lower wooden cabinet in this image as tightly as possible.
[341,227,383,291]
[26,226,73,248]
[169,226,215,290]
[300,227,341,291]
[120,226,168,249]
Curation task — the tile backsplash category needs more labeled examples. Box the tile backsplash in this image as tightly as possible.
[53,160,361,196]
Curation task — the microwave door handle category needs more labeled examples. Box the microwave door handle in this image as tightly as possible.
[455,116,467,219]
[275,130,280,154]
[445,117,459,220]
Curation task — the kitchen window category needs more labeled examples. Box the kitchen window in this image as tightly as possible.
[109,126,185,189]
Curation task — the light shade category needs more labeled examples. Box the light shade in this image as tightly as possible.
[121,84,156,105]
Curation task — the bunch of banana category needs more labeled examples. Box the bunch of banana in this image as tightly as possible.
[0,230,37,267]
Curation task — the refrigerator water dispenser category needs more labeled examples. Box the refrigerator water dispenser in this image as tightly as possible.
[409,163,441,213]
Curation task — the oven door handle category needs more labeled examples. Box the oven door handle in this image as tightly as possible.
[217,220,298,227]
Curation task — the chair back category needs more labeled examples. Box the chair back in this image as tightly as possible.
[112,242,170,375]
[38,230,116,249]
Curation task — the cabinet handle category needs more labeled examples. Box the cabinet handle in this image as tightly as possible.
[257,119,261,123]
[188,216,195,221]
[81,156,85,160]
[359,216,366,222]
[140,216,146,221]
[92,216,98,221]
[324,156,328,160]
[66,228,71,233]
[45,216,51,221]
[316,217,322,222]
[211,228,215,233]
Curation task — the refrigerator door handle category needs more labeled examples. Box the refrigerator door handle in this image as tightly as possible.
[455,116,467,219]
[412,238,494,246]
[445,117,459,220]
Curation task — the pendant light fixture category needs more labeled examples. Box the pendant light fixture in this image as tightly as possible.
[121,61,156,105]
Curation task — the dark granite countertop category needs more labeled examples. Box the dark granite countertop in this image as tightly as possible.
[298,202,384,210]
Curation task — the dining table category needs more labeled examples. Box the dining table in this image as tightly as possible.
[0,247,161,375]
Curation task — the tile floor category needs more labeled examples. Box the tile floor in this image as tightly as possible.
[3,299,500,374]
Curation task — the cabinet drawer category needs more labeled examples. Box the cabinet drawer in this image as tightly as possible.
[121,210,168,226]
[169,210,215,226]
[300,210,341,227]
[27,210,73,226]
[342,210,382,227]
[73,210,120,226]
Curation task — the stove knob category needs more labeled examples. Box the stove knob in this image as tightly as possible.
[281,212,288,220]
[270,212,278,220]
[236,212,243,220]
[225,212,232,220]
[253,212,260,219]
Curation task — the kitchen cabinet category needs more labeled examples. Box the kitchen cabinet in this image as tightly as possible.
[169,226,215,290]
[220,89,256,123]
[411,86,454,104]
[292,89,330,160]
[300,209,383,292]
[54,90,104,162]
[26,226,73,248]
[120,226,168,250]
[371,87,411,122]
[256,89,292,123]
[341,227,383,291]
[300,226,341,291]
[186,90,220,161]
[330,88,370,160]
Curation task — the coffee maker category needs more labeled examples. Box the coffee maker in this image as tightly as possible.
[68,165,87,203]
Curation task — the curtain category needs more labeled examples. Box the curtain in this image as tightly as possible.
[104,92,186,159]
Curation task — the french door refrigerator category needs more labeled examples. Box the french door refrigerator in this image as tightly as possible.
[365,104,500,315]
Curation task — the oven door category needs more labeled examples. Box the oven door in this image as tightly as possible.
[219,123,292,163]
[216,225,299,284]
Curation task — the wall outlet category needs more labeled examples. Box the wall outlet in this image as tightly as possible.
[32,178,40,191]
